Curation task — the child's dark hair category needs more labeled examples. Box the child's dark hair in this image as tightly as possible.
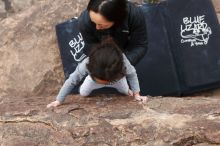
[87,0,127,26]
[87,38,125,82]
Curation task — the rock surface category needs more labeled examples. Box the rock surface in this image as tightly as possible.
[0,0,5,13]
[1,94,220,146]
[213,0,220,12]
[0,0,87,97]
[0,0,220,146]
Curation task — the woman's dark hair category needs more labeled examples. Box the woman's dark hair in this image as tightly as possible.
[87,38,125,82]
[87,0,127,26]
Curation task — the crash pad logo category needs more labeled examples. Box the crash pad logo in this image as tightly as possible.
[69,33,86,61]
[180,15,212,47]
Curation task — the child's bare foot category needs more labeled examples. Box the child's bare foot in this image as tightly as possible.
[128,89,133,97]
[46,100,61,108]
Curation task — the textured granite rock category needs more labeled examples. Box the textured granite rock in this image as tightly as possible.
[1,94,220,146]
[212,0,220,13]
[0,0,6,13]
[10,0,34,12]
[0,0,87,97]
[0,0,46,19]
[217,13,220,23]
[0,0,219,98]
[1,0,220,146]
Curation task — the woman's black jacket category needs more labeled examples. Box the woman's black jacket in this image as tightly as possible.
[78,2,148,65]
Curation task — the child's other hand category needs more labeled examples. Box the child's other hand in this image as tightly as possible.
[135,96,148,103]
[134,92,148,103]
[46,100,61,108]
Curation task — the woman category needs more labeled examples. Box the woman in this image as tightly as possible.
[78,0,148,65]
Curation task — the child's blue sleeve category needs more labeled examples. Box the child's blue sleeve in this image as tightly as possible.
[56,58,89,102]
[123,54,140,93]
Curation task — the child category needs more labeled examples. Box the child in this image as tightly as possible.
[47,39,148,108]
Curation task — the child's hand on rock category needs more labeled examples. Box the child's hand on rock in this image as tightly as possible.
[46,100,61,108]
[134,92,148,103]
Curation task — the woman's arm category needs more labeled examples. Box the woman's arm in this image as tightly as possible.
[124,4,148,65]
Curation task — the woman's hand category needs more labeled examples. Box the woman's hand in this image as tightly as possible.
[46,100,61,108]
[134,92,148,103]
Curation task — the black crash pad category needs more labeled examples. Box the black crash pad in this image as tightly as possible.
[55,0,220,96]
